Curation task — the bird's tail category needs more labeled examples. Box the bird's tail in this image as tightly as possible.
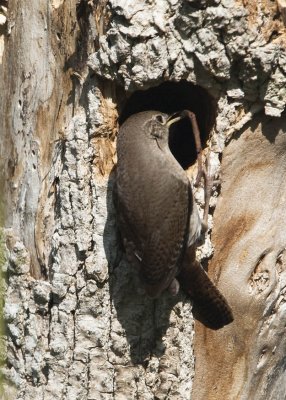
[178,247,233,330]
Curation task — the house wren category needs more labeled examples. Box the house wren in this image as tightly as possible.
[115,110,233,330]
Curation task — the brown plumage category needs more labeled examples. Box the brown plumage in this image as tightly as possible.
[115,110,233,330]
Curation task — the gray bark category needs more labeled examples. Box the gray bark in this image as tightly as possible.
[0,0,286,399]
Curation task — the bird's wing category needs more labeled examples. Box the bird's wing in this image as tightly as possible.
[114,183,144,256]
[116,166,193,297]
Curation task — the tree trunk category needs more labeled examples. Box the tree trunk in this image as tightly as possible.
[1,1,286,399]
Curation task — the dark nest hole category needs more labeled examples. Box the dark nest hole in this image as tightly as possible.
[118,81,217,170]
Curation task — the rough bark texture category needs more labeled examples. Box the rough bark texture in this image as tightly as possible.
[193,115,286,400]
[0,0,286,399]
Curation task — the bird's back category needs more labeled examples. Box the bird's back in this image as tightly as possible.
[116,112,191,296]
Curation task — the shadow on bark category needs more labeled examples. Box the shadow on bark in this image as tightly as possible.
[231,110,283,145]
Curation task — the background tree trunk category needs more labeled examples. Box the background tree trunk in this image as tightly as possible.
[1,1,286,399]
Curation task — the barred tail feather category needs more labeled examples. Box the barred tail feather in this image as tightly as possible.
[178,252,233,330]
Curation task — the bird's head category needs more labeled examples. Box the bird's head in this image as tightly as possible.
[144,111,183,143]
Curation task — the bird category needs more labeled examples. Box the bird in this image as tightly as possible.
[115,110,233,330]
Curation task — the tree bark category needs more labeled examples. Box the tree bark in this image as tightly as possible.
[1,1,286,399]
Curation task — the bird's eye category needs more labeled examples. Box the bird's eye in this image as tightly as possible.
[155,115,164,124]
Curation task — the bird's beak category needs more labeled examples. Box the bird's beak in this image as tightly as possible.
[166,112,183,128]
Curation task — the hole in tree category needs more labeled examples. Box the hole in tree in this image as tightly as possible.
[119,81,217,170]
